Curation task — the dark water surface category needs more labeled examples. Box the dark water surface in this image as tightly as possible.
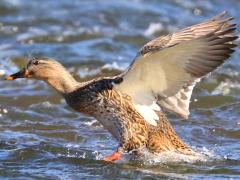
[0,0,240,179]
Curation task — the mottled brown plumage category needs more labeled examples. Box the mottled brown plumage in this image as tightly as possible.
[64,78,191,154]
[5,12,238,161]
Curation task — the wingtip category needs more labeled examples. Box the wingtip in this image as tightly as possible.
[211,11,235,22]
[180,113,189,120]
[220,10,228,16]
[217,11,228,18]
[178,110,190,120]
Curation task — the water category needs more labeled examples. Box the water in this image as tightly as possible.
[0,0,240,179]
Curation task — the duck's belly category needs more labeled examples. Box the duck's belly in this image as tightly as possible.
[94,112,122,141]
[69,104,122,141]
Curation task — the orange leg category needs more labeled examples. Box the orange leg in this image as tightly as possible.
[103,151,122,162]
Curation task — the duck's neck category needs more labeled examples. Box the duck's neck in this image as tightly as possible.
[46,72,80,94]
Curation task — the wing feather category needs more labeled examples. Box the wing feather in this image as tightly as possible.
[114,12,238,125]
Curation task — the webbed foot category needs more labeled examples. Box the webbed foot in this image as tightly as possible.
[103,151,122,162]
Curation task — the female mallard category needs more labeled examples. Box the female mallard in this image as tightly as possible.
[5,12,238,161]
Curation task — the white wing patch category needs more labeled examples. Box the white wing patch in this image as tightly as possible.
[158,79,200,119]
[132,81,198,125]
[134,102,160,126]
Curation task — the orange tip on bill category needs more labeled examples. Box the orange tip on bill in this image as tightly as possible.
[5,76,14,81]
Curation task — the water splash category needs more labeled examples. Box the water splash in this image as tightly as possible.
[117,146,220,165]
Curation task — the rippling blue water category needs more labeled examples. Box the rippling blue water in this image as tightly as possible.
[0,0,239,179]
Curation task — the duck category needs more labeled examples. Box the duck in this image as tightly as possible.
[5,12,238,162]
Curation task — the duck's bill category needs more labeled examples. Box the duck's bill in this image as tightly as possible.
[5,68,29,80]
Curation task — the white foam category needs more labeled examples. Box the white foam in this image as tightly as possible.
[2,109,8,114]
[77,62,128,78]
[92,151,104,160]
[42,101,53,108]
[82,119,98,126]
[77,68,101,78]
[144,22,163,36]
[101,62,128,71]
[211,80,240,95]
[0,69,5,76]
[17,27,47,42]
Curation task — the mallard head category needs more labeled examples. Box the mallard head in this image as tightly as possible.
[5,57,78,94]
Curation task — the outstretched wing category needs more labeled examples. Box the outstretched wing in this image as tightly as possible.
[114,12,238,126]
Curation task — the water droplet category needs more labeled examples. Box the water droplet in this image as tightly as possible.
[193,98,198,102]
[194,8,202,15]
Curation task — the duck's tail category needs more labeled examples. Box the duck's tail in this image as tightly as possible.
[146,112,195,155]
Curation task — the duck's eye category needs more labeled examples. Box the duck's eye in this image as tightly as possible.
[33,60,40,65]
